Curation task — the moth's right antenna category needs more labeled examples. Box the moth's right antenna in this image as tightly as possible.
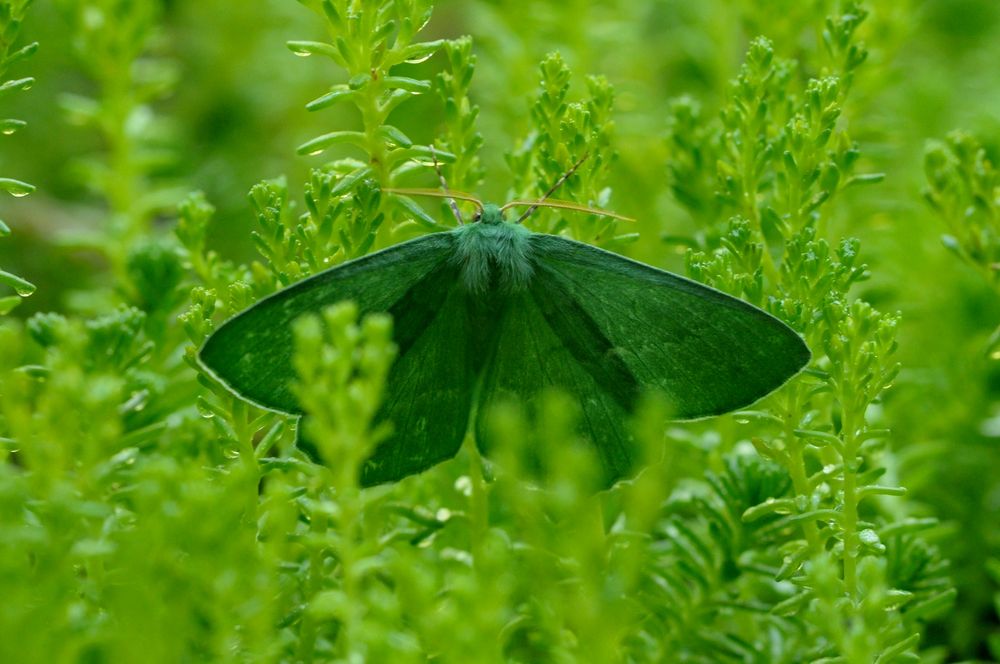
[430,145,464,225]
[515,152,590,224]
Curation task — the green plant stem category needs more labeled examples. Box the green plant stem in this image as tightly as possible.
[360,73,388,185]
[737,123,781,286]
[337,491,363,662]
[466,433,489,560]
[105,85,139,239]
[841,409,860,599]
[297,505,328,663]
[230,399,260,526]
[785,402,820,549]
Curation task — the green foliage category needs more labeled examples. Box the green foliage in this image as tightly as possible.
[924,130,1000,290]
[55,0,180,261]
[923,129,1000,659]
[434,36,484,193]
[667,10,952,660]
[290,0,455,240]
[508,52,626,246]
[0,0,995,661]
[0,0,36,312]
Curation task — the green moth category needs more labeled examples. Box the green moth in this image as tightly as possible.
[199,156,810,487]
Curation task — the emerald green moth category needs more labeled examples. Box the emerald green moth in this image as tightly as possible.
[199,154,810,487]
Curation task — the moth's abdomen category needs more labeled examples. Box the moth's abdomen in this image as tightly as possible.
[452,221,535,293]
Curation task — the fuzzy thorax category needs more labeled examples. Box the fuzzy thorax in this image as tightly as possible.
[451,204,534,293]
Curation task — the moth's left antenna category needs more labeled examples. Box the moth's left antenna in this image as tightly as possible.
[514,152,590,224]
[430,145,464,225]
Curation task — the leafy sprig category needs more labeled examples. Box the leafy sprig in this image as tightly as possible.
[290,0,452,235]
[924,130,1000,290]
[434,36,485,194]
[509,52,626,246]
[56,0,181,263]
[0,0,37,313]
[666,7,951,661]
[924,130,1000,657]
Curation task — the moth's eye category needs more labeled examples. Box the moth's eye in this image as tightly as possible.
[473,212,481,222]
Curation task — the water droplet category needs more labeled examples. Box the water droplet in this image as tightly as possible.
[1,128,16,136]
[292,50,312,57]
[14,285,34,297]
[454,475,473,496]
[10,190,30,198]
[405,53,435,64]
[308,149,324,157]
[435,508,452,522]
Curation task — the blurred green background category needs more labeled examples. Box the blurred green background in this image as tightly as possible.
[2,0,1000,658]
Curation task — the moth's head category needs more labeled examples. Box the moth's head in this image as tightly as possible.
[474,203,505,225]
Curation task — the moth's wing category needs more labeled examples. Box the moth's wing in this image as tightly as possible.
[529,234,811,419]
[474,287,640,485]
[199,231,478,486]
[359,267,479,486]
[199,233,455,413]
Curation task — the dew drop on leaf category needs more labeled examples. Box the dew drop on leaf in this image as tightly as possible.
[454,475,473,497]
[405,53,435,64]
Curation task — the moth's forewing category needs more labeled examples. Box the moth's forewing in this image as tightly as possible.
[528,234,809,420]
[198,233,456,414]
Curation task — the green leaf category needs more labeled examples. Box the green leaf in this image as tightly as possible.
[0,118,27,135]
[287,40,341,61]
[0,295,22,315]
[395,39,446,65]
[377,124,413,148]
[296,130,366,156]
[383,75,431,93]
[3,42,39,67]
[0,77,33,97]
[0,177,34,197]
[305,85,355,111]
[0,268,35,296]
